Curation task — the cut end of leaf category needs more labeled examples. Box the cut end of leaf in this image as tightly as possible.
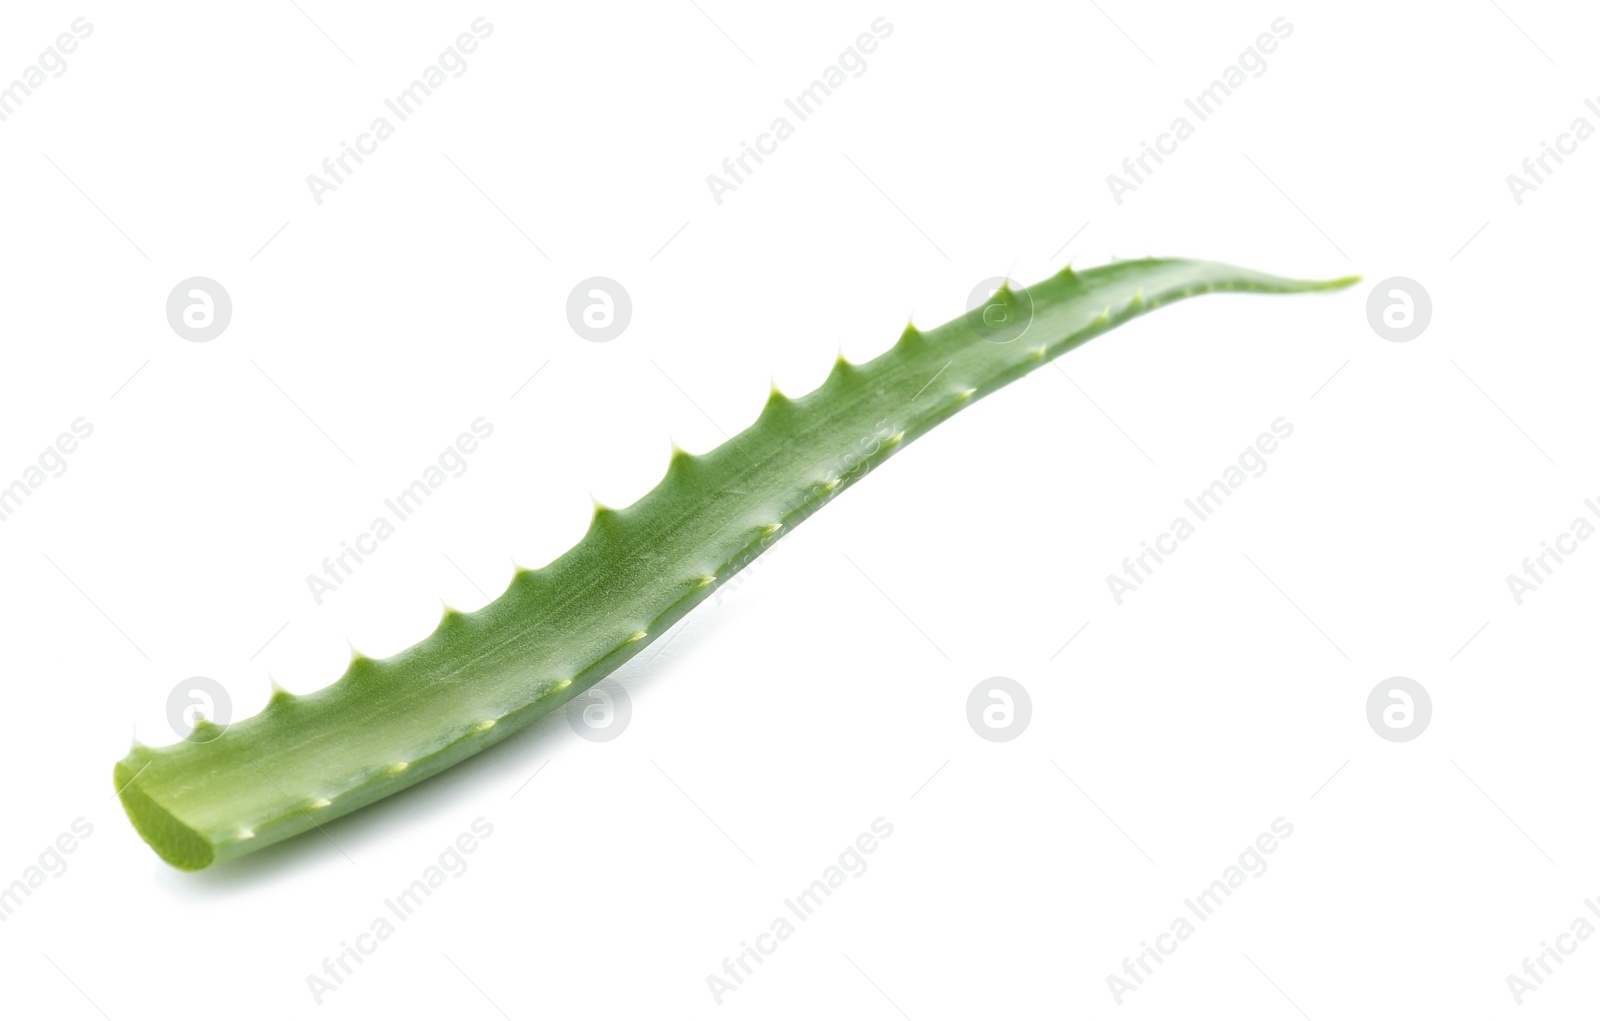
[114,755,215,872]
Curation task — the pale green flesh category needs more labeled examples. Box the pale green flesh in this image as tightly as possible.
[114,258,1357,870]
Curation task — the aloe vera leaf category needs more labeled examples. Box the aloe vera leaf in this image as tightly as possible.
[114,258,1357,870]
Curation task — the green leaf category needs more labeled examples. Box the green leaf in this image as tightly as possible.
[114,257,1357,870]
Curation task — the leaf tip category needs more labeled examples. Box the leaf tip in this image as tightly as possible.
[588,496,627,535]
[542,677,573,699]
[764,381,792,413]
[267,679,296,708]
[667,442,701,476]
[827,351,859,385]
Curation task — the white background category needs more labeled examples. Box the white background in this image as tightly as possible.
[1,1,1596,1017]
